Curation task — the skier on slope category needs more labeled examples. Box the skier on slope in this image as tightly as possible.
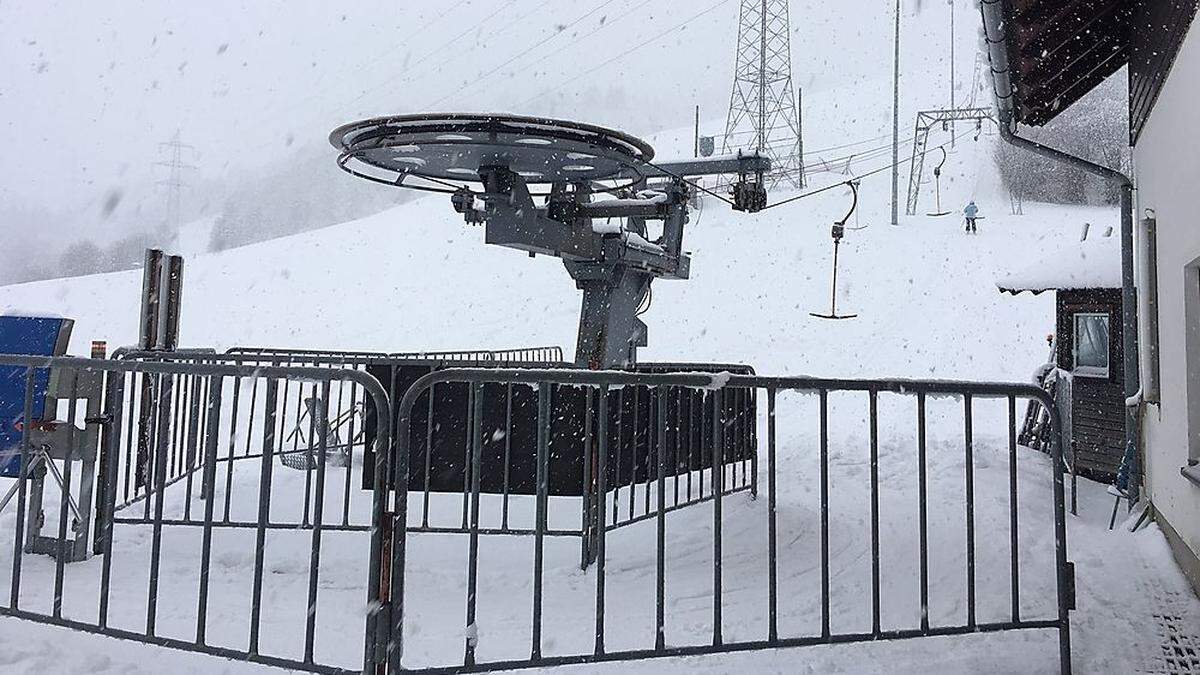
[963,201,980,234]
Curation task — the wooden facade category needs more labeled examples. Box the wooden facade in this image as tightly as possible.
[1130,0,1200,143]
[1055,288,1126,478]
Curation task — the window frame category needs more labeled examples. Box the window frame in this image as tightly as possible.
[1071,311,1111,378]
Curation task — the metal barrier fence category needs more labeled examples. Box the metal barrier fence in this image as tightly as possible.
[378,369,1073,674]
[0,355,391,674]
[112,350,756,543]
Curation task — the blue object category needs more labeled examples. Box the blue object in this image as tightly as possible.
[0,316,73,477]
[964,202,979,218]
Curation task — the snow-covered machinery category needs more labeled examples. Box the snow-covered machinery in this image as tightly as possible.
[329,113,770,369]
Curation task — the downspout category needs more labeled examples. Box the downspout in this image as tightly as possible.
[980,0,1141,502]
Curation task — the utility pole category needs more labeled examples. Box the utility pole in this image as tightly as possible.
[722,0,805,188]
[949,0,956,147]
[890,0,901,226]
[155,130,197,231]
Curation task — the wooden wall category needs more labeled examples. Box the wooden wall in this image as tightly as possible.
[1130,0,1200,144]
[1056,288,1126,478]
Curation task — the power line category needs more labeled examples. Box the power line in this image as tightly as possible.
[426,0,631,109]
[345,0,521,108]
[519,0,735,107]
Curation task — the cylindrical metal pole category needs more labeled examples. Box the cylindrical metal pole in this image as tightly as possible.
[891,0,902,226]
[950,0,956,147]
[758,0,768,154]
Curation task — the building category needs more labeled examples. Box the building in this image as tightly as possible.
[981,0,1200,595]
[997,230,1126,479]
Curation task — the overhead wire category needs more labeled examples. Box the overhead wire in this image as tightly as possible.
[518,0,735,107]
[761,128,975,211]
[425,0,634,109]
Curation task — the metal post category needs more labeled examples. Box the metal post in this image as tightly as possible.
[594,387,609,655]
[890,0,901,226]
[949,0,956,146]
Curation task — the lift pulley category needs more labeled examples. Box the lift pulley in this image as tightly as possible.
[810,181,859,320]
[926,147,952,217]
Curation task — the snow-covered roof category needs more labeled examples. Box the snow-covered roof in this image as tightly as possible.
[996,228,1121,295]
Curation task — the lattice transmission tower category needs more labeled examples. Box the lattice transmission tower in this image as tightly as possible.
[721,0,805,188]
[155,130,196,231]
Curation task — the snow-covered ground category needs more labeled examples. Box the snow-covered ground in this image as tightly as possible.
[1,130,1197,675]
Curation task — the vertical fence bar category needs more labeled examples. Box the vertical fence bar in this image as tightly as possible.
[687,389,695,501]
[195,375,223,645]
[301,383,318,527]
[52,370,80,619]
[248,378,279,655]
[464,382,483,667]
[819,389,830,640]
[243,375,260,460]
[749,388,758,500]
[146,373,174,636]
[767,387,778,643]
[304,381,332,665]
[699,392,707,502]
[387,370,409,675]
[646,388,654,516]
[97,370,127,628]
[141,374,160,521]
[674,387,681,506]
[1048,395,1073,675]
[594,386,608,656]
[531,382,550,661]
[917,391,929,633]
[655,388,667,652]
[869,389,881,637]
[8,370,34,610]
[581,388,594,569]
[613,388,623,526]
[631,387,639,520]
[964,394,976,629]
[183,371,203,521]
[1008,395,1021,623]
[461,384,473,531]
[341,381,358,528]
[711,387,723,646]
[222,377,241,523]
[422,382,435,529]
[502,383,512,531]
[121,377,136,504]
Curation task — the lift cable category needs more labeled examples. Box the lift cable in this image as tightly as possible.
[760,128,974,212]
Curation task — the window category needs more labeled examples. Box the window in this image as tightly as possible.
[1072,312,1110,377]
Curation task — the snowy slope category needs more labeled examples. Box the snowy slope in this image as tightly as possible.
[0,134,1084,381]
[3,2,1198,672]
[3,135,1195,675]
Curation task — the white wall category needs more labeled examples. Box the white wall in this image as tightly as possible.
[1134,18,1200,574]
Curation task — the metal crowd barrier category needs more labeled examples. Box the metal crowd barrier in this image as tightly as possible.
[375,369,1073,675]
[0,355,391,675]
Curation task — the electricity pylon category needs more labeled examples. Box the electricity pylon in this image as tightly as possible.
[155,131,197,231]
[721,0,805,188]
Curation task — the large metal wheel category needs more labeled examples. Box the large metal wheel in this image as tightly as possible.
[329,113,655,193]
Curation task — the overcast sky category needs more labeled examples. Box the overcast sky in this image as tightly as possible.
[1,0,940,253]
